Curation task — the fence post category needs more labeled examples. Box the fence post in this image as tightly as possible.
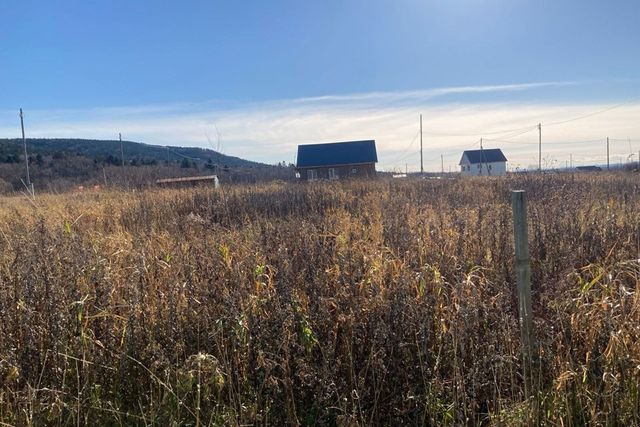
[511,190,535,398]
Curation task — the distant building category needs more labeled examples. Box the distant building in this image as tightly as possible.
[296,140,378,181]
[459,148,507,176]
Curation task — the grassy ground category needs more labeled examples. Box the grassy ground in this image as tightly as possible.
[0,173,639,426]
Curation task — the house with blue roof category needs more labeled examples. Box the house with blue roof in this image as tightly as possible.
[296,140,378,181]
[459,148,508,176]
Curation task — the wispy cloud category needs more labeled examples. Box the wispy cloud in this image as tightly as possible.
[291,81,575,105]
[1,82,638,171]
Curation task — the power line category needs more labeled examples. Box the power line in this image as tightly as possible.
[610,138,640,142]
[422,124,538,137]
[421,97,639,138]
[384,130,420,162]
[388,150,417,164]
[484,138,538,145]
[484,127,539,143]
[388,145,421,164]
[494,126,539,140]
[386,138,480,170]
[440,139,481,156]
[165,146,201,161]
[538,138,604,145]
[486,137,618,146]
[387,97,640,170]
[544,102,632,127]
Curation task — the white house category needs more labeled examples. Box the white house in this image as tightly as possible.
[459,148,507,176]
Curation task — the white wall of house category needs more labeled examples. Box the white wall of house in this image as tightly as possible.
[460,160,507,176]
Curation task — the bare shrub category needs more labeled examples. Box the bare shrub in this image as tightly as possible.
[0,172,639,425]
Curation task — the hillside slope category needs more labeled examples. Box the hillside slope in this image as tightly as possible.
[0,138,295,193]
[0,138,264,167]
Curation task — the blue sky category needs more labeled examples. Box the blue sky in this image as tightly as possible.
[1,0,639,170]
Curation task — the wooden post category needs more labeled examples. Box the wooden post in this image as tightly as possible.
[512,190,535,398]
[19,108,33,195]
[119,133,125,167]
[420,114,423,174]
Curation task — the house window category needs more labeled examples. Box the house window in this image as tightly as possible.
[307,169,317,181]
[488,164,492,170]
[477,164,481,169]
[328,168,338,180]
[351,168,357,174]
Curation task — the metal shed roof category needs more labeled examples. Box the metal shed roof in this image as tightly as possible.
[156,175,218,184]
[459,149,507,165]
[296,140,378,168]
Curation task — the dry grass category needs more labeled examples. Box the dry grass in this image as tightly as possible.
[0,173,639,426]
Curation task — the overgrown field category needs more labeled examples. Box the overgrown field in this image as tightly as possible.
[1,173,639,426]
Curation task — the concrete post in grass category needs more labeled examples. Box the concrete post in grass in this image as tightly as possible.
[511,190,535,398]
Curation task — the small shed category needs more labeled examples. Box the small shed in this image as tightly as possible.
[296,140,378,181]
[156,175,220,188]
[459,149,507,176]
[576,165,602,172]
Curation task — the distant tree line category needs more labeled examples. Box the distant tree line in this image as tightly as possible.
[99,154,160,167]
[0,153,45,165]
[1,154,20,164]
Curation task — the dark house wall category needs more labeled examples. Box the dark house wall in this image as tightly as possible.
[298,163,376,181]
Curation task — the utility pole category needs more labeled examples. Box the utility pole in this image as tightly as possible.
[538,123,542,172]
[405,163,408,175]
[441,154,444,174]
[119,133,125,167]
[19,108,32,191]
[570,153,573,169]
[419,114,424,174]
[480,138,484,176]
[606,137,610,170]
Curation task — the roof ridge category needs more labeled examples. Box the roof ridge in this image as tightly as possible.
[298,139,375,147]
[296,140,378,168]
[459,148,507,165]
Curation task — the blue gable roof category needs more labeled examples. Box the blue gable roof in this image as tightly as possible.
[297,140,378,168]
[459,149,507,165]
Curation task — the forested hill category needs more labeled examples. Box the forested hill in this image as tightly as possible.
[0,138,297,193]
[0,138,264,168]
